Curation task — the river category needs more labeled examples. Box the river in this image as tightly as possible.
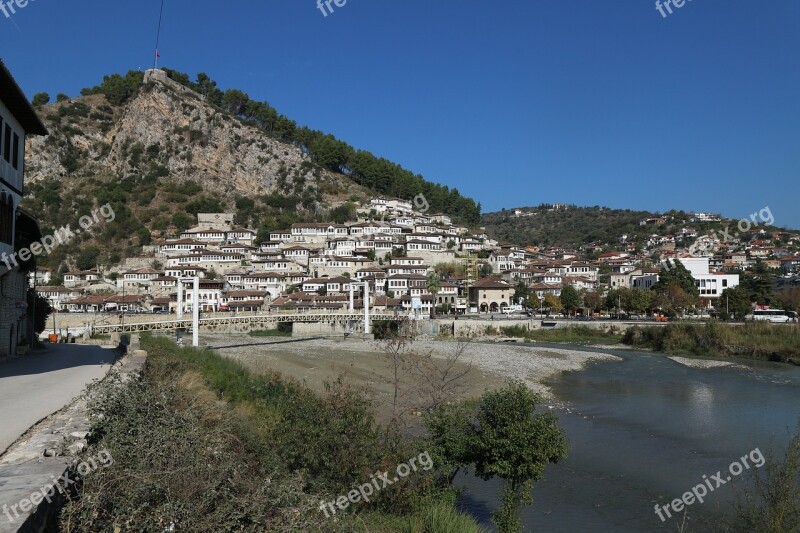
[456,344,800,532]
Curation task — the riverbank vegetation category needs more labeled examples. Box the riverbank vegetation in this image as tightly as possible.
[60,335,482,532]
[61,334,567,532]
[731,422,800,532]
[623,322,800,364]
[497,325,624,345]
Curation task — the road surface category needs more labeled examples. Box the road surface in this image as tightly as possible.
[0,344,116,455]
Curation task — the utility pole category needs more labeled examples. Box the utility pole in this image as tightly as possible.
[31,268,36,343]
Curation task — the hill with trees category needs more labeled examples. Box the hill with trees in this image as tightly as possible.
[481,205,658,248]
[23,69,480,273]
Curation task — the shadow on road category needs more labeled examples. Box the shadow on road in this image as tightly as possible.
[0,344,120,379]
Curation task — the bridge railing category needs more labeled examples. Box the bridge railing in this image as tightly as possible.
[91,312,403,334]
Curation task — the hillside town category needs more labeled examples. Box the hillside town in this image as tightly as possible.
[31,197,800,319]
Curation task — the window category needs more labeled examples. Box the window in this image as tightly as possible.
[3,124,10,163]
[12,133,19,169]
[0,192,13,245]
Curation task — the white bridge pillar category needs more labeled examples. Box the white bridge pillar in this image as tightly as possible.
[192,277,200,347]
[176,277,200,347]
[176,280,183,319]
[363,281,370,335]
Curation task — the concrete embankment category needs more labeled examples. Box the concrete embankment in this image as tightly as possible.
[0,342,145,532]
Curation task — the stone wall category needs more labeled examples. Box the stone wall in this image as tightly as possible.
[0,270,28,359]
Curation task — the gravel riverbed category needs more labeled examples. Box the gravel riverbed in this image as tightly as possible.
[201,335,622,399]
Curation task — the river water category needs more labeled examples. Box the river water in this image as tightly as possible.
[456,345,800,532]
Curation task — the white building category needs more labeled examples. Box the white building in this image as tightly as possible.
[0,61,48,357]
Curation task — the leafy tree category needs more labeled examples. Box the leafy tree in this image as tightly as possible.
[721,286,753,320]
[81,71,144,106]
[560,285,581,316]
[329,203,357,224]
[654,282,697,316]
[583,290,603,312]
[75,246,101,271]
[234,196,256,226]
[543,294,562,315]
[513,281,530,307]
[629,288,654,314]
[780,288,800,314]
[434,262,464,279]
[186,195,223,215]
[741,261,778,307]
[32,92,50,107]
[28,289,52,335]
[471,382,568,532]
[654,260,699,297]
[195,72,224,105]
[604,288,625,313]
[528,292,541,312]
[56,93,70,103]
[222,89,249,115]
[479,263,493,278]
[136,227,151,246]
[171,212,192,232]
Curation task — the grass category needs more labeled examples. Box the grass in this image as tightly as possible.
[623,322,800,363]
[499,325,624,344]
[390,502,488,533]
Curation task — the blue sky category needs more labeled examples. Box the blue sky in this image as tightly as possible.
[2,1,799,227]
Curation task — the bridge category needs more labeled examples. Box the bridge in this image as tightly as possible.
[91,312,403,335]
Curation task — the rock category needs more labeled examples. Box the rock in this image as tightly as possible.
[69,442,87,454]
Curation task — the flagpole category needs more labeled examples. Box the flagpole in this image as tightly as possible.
[153,0,165,69]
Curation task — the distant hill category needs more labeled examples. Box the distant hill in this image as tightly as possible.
[481,205,671,248]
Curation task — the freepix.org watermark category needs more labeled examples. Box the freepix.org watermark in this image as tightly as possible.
[3,449,114,523]
[0,204,115,271]
[690,206,774,255]
[655,0,693,19]
[319,451,433,518]
[316,0,349,18]
[653,447,765,522]
[0,0,35,19]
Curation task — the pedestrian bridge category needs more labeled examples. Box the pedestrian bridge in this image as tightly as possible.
[91,312,402,335]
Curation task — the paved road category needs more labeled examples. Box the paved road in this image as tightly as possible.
[0,344,116,455]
